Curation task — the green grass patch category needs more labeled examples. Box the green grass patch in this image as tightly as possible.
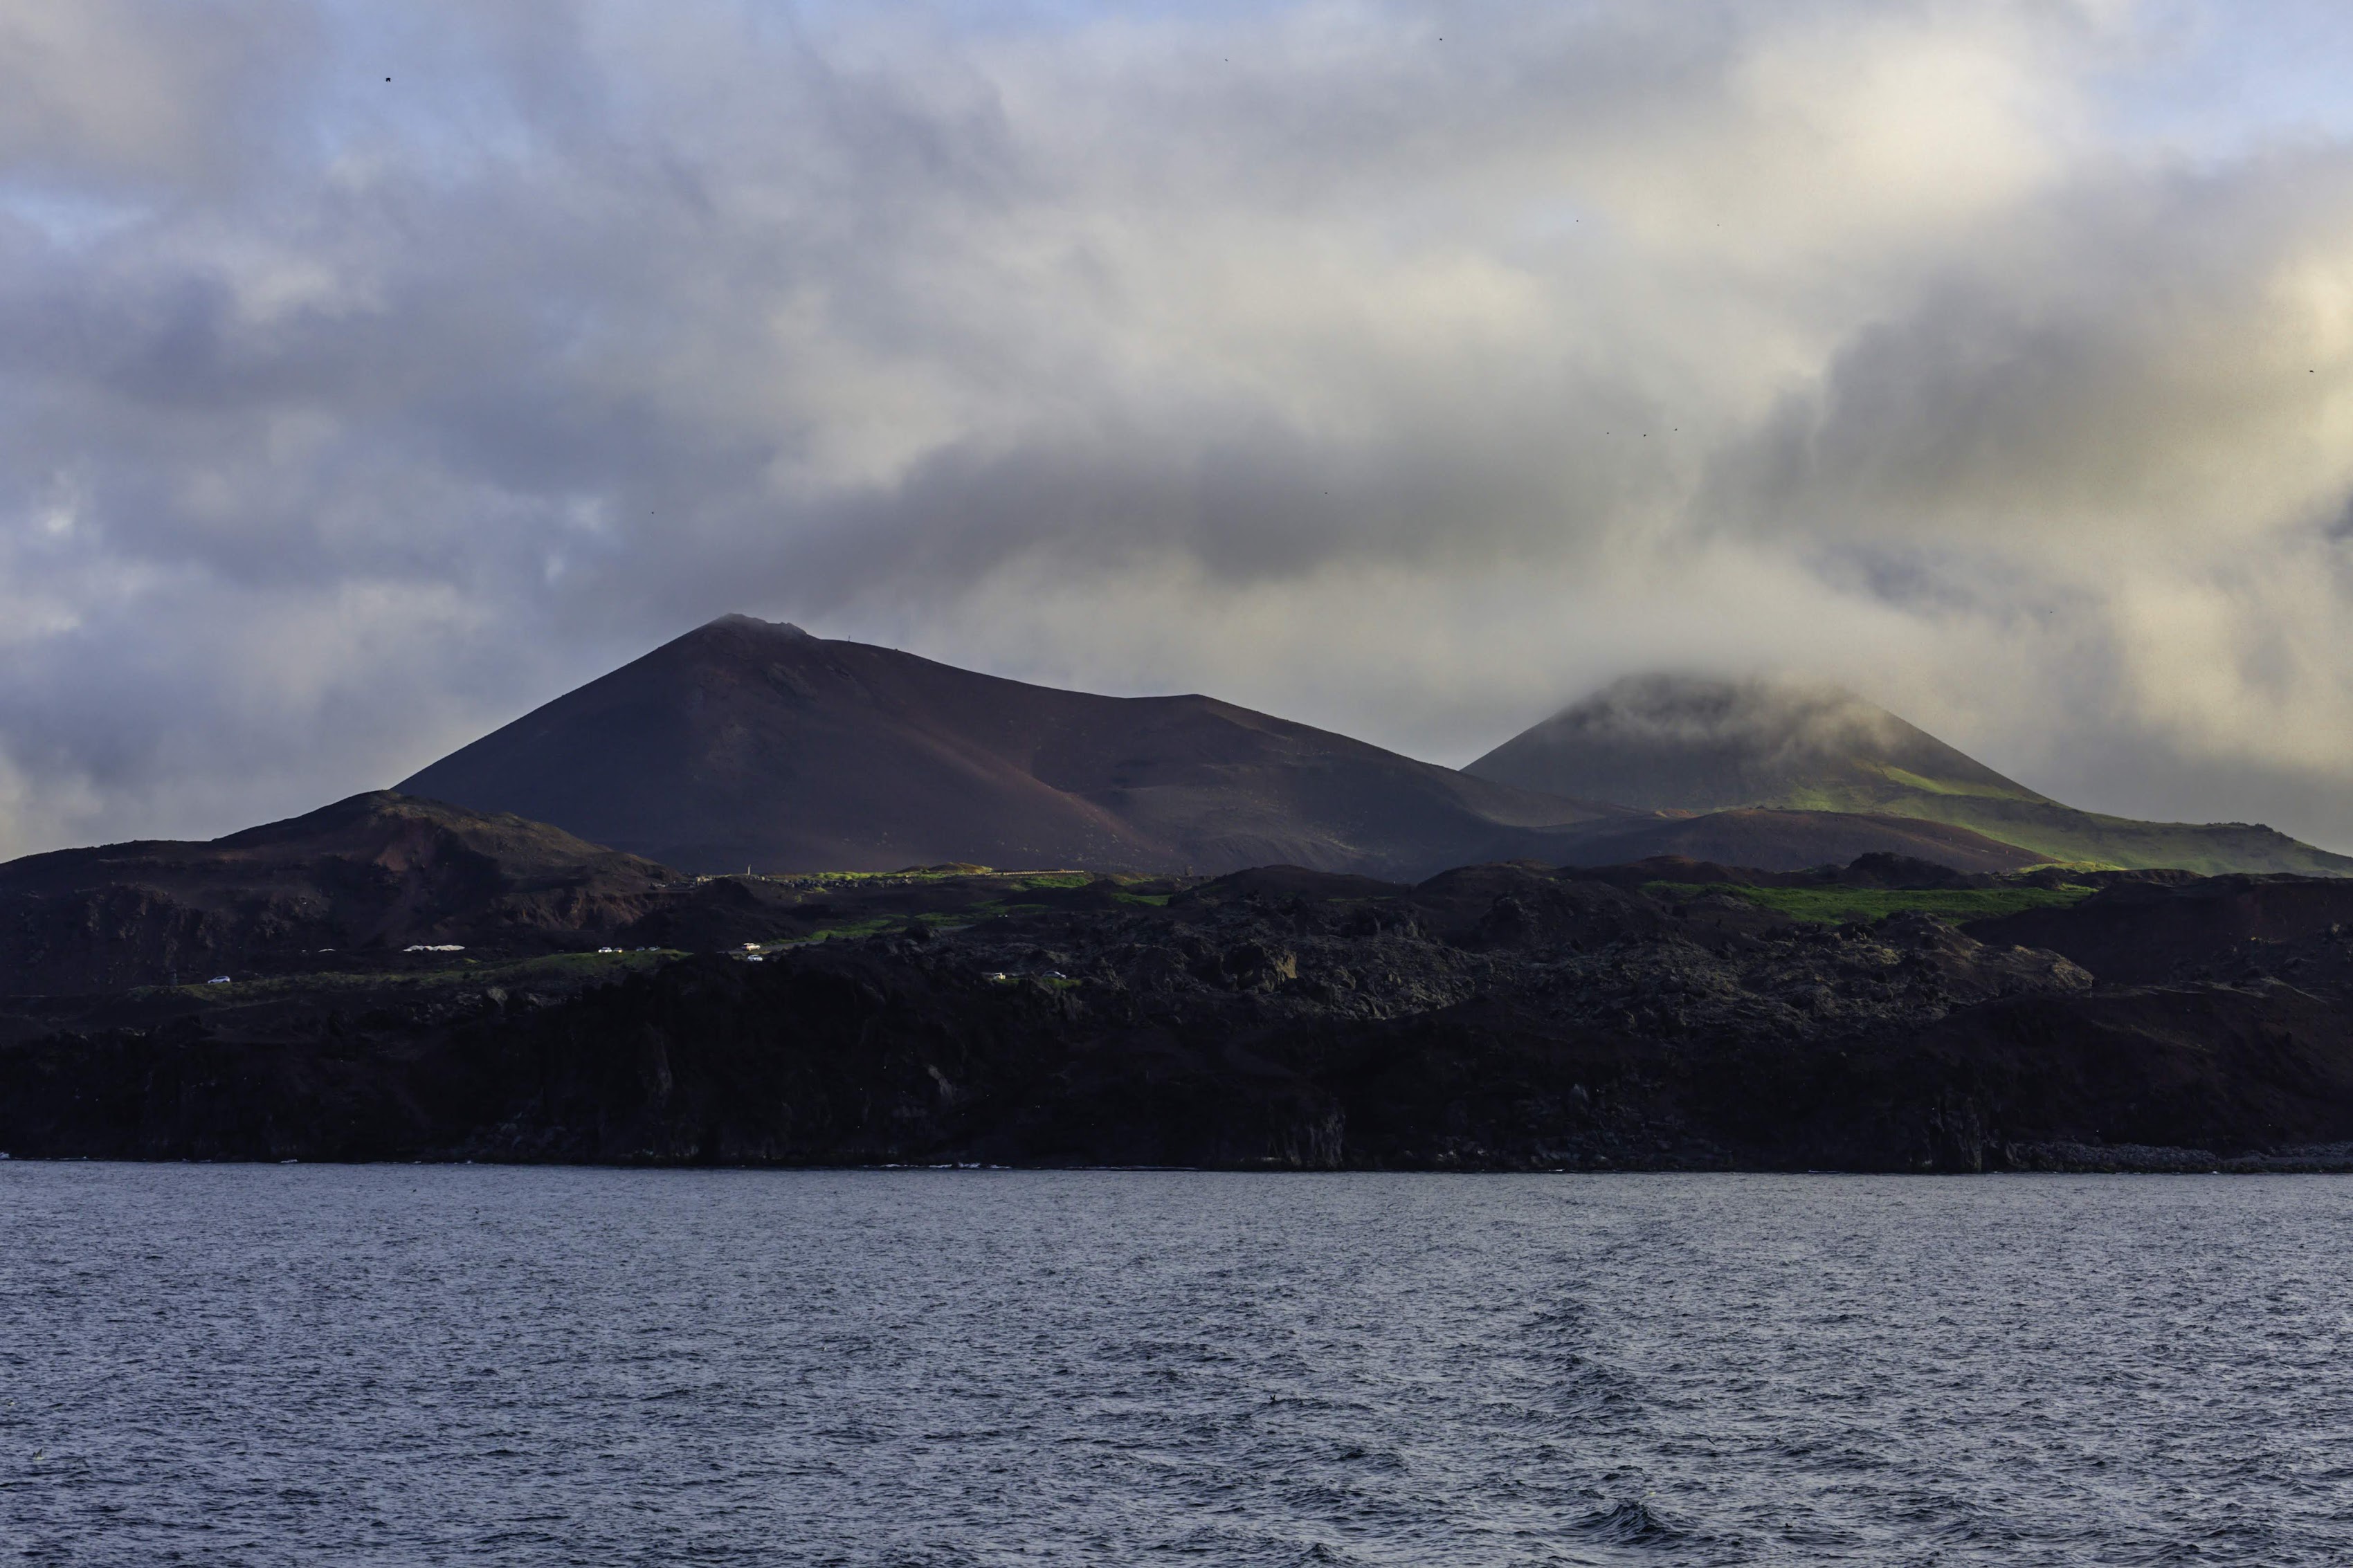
[1644,882,2098,927]
[1869,765,2043,800]
[927,900,1051,924]
[764,868,1002,886]
[161,948,677,1001]
[785,900,1060,943]
[792,917,897,942]
[738,868,1143,889]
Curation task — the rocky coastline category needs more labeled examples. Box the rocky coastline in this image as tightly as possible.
[8,853,2353,1172]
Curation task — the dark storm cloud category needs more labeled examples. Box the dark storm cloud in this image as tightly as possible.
[3,0,2352,854]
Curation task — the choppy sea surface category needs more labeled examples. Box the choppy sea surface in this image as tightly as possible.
[2,1167,2349,1566]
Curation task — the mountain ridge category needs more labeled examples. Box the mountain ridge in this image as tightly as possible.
[1468,673,2353,876]
[0,791,681,992]
[395,614,1632,879]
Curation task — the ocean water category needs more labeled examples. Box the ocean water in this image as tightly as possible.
[1,1167,2348,1566]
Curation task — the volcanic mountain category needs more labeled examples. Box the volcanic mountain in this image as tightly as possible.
[1466,674,2353,875]
[0,792,681,992]
[395,615,1626,878]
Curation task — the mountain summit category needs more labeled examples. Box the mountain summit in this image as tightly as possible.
[396,615,1622,877]
[1465,675,2039,815]
[1467,674,2353,875]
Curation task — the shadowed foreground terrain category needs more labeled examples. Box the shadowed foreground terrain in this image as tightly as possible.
[8,851,2353,1172]
[0,792,684,994]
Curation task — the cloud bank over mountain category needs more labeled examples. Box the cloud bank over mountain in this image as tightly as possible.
[2,0,2351,856]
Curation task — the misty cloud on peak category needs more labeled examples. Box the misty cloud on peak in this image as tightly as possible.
[1464,673,2040,816]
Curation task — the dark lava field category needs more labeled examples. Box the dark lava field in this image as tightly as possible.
[9,826,2353,1172]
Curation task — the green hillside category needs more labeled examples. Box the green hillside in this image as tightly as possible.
[1836,792,2350,875]
[1469,675,2353,876]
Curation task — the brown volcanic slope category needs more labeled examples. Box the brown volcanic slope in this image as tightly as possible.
[0,792,680,992]
[1552,808,2044,875]
[396,615,1625,878]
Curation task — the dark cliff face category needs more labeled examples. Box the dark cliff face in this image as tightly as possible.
[9,860,2352,1172]
[1967,875,2353,987]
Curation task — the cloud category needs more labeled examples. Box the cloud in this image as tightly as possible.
[0,0,311,188]
[1,0,2351,857]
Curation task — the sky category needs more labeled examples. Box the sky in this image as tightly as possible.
[3,0,2353,857]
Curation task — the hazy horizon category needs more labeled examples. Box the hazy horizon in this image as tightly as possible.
[5,1,2353,857]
